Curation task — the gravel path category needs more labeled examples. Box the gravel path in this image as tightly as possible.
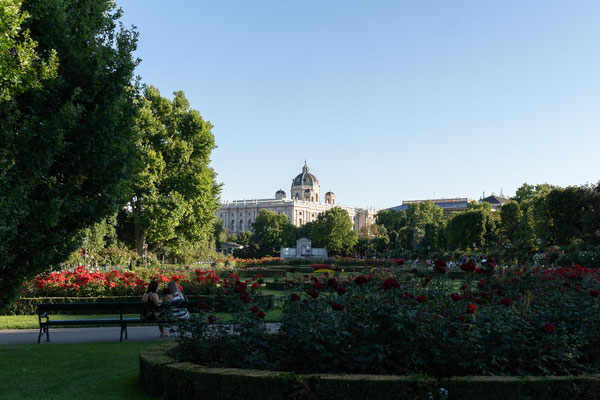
[0,323,281,345]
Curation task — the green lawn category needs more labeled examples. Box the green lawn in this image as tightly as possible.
[0,309,283,330]
[0,341,158,399]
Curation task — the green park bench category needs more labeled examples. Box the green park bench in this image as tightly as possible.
[37,301,201,343]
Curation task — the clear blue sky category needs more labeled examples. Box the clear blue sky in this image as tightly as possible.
[118,1,600,209]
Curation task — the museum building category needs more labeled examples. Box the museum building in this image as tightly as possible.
[218,162,377,235]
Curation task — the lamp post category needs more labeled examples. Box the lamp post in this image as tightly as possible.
[536,238,542,256]
[472,242,476,262]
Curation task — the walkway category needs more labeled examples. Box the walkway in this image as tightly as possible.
[0,323,281,345]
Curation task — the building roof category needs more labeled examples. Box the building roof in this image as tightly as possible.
[387,198,475,212]
[291,161,319,188]
[480,195,510,205]
[219,241,244,249]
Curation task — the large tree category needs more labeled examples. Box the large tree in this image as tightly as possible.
[0,0,139,307]
[250,210,296,256]
[311,207,358,256]
[128,86,220,256]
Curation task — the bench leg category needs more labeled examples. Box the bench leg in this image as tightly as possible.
[38,326,43,344]
[120,324,128,341]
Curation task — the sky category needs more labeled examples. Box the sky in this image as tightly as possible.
[118,1,600,209]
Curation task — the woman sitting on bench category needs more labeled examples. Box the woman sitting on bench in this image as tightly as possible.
[141,281,167,338]
[164,280,190,321]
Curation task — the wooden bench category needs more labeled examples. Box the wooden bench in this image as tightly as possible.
[37,301,201,343]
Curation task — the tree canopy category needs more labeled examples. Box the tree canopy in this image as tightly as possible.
[127,86,221,256]
[0,0,139,307]
[311,207,358,256]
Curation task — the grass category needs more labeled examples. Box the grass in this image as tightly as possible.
[0,341,158,399]
[0,309,283,330]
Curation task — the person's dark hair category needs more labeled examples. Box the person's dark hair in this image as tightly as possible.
[147,281,159,294]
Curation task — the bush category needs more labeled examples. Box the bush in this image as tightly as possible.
[141,344,600,400]
[175,264,600,377]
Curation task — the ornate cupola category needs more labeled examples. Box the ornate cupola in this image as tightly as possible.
[290,161,321,202]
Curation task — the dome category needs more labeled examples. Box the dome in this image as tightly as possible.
[275,189,286,200]
[325,191,334,196]
[291,161,319,188]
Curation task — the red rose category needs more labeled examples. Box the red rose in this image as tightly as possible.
[460,283,468,291]
[336,286,346,296]
[563,281,571,287]
[255,311,266,319]
[290,293,300,301]
[313,282,323,290]
[198,301,209,310]
[541,323,555,334]
[474,268,484,274]
[434,259,446,274]
[331,303,344,311]
[466,304,477,314]
[241,294,251,303]
[501,298,512,306]
[422,277,431,286]
[416,295,427,303]
[461,261,475,272]
[354,275,368,285]
[207,315,217,324]
[590,290,599,297]
[327,278,338,288]
[382,277,400,290]
[475,298,483,304]
[309,291,319,299]
[459,315,466,322]
[450,293,462,302]
[250,305,260,313]
[477,279,485,288]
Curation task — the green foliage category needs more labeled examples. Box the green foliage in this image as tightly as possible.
[406,201,444,229]
[250,210,296,257]
[376,209,406,232]
[0,0,58,102]
[128,86,220,256]
[311,207,358,256]
[0,0,139,308]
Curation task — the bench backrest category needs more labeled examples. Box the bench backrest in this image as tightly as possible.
[37,300,204,314]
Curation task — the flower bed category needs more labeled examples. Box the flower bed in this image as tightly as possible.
[140,343,600,400]
[174,264,600,378]
[22,266,264,301]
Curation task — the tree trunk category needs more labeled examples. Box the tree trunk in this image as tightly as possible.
[135,219,146,257]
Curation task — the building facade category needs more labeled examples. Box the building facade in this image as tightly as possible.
[389,198,476,214]
[218,162,377,235]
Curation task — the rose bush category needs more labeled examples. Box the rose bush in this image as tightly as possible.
[175,264,600,377]
[23,266,262,298]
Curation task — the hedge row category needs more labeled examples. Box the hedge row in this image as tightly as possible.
[6,294,275,315]
[140,344,600,400]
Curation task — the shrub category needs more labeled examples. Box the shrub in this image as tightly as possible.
[175,264,600,377]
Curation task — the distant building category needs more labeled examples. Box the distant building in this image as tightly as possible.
[479,194,510,210]
[218,162,377,235]
[219,241,244,255]
[281,237,327,259]
[388,198,476,214]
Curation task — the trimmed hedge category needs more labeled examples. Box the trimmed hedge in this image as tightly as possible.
[7,294,275,315]
[139,344,600,400]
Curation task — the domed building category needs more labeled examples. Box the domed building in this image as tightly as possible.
[290,161,320,202]
[217,162,377,236]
